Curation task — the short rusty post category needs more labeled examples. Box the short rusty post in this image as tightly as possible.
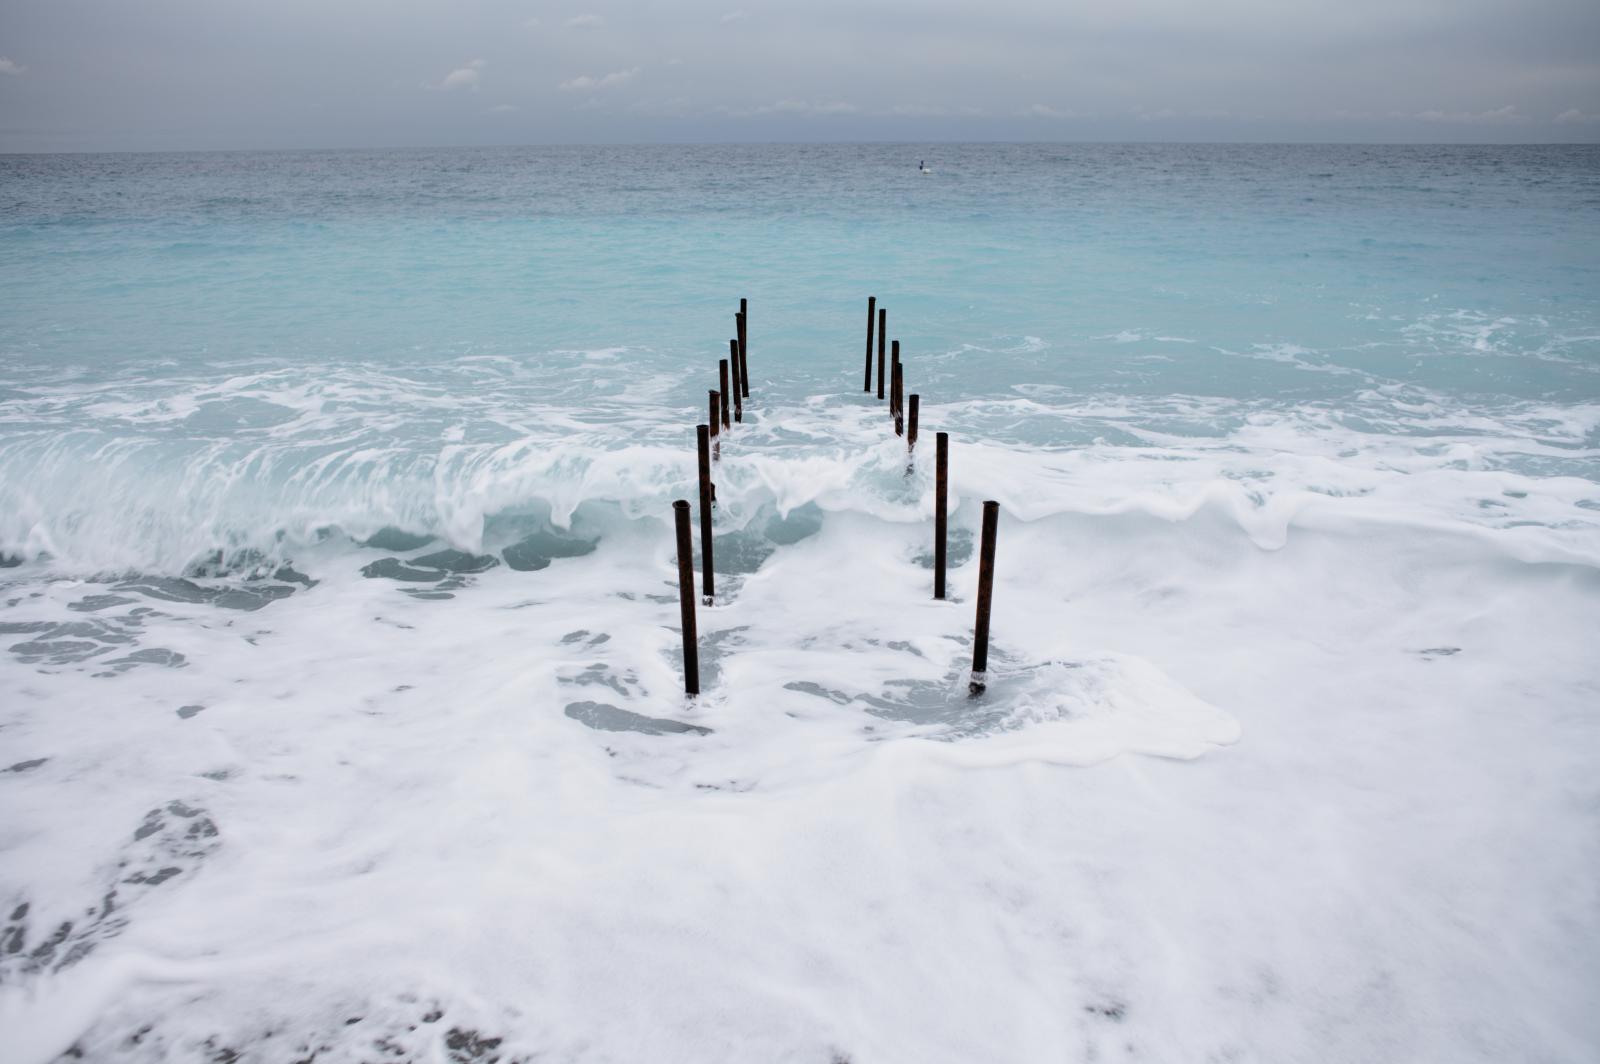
[893,362,904,437]
[718,359,731,431]
[876,307,887,400]
[729,339,743,423]
[969,500,999,695]
[934,431,948,600]
[696,425,715,604]
[891,340,901,418]
[907,394,919,451]
[708,391,721,473]
[863,296,876,392]
[673,499,700,696]
[738,302,749,398]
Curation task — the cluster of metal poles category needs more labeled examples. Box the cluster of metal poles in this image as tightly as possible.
[865,296,1000,695]
[673,299,749,696]
[672,296,1001,700]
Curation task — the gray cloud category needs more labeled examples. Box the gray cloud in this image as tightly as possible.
[1020,105,1082,120]
[1410,105,1527,124]
[430,59,486,92]
[559,68,641,92]
[0,0,1596,151]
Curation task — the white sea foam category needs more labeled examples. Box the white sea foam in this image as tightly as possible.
[1,367,1598,1063]
[2,368,1598,1064]
[3,369,1596,575]
[1,458,1595,1061]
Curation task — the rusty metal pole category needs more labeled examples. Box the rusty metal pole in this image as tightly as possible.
[737,303,749,398]
[891,340,901,418]
[718,359,731,431]
[863,296,876,392]
[969,500,1000,695]
[673,499,700,696]
[729,339,743,423]
[908,394,919,451]
[893,363,904,437]
[709,391,722,467]
[934,431,948,600]
[696,425,715,604]
[876,307,887,401]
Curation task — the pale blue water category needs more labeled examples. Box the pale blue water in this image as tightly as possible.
[5,144,1597,389]
[2,143,1597,570]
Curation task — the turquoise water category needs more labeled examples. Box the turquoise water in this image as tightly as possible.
[2,145,1599,1063]
[5,144,1597,390]
[2,143,1597,566]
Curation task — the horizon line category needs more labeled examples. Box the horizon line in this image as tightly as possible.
[4,137,1599,157]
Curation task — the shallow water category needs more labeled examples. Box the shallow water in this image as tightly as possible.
[1,144,1598,1063]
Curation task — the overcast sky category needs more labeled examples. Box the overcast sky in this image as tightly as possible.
[2,0,1598,151]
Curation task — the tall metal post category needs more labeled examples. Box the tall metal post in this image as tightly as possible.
[864,296,876,392]
[673,500,700,695]
[970,500,1000,694]
[934,432,948,600]
[696,425,716,603]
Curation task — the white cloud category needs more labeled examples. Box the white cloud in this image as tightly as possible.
[488,103,519,113]
[0,57,26,76]
[431,59,486,92]
[564,14,604,29]
[521,16,539,29]
[721,10,749,23]
[1135,107,1178,121]
[559,67,641,92]
[1554,108,1600,124]
[1413,104,1525,124]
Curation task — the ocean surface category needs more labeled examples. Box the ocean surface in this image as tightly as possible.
[1,143,1598,1062]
